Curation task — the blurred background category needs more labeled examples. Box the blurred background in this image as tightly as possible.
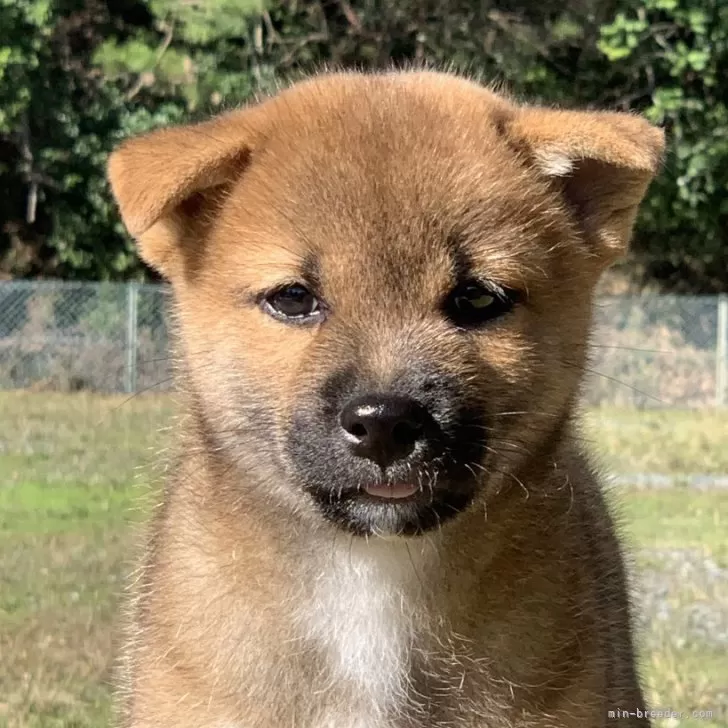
[0,2,726,727]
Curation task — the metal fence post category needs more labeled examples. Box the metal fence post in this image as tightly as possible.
[717,293,728,408]
[125,283,139,394]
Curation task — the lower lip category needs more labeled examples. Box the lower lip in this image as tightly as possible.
[363,484,419,500]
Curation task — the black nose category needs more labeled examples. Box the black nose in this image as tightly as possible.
[339,394,428,467]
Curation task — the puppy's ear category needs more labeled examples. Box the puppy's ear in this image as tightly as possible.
[107,112,254,278]
[508,108,665,266]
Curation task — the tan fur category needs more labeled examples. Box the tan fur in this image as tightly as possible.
[108,70,664,728]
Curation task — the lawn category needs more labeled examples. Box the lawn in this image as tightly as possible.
[0,392,726,727]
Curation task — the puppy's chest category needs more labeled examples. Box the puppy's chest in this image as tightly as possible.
[296,542,433,728]
[289,541,520,728]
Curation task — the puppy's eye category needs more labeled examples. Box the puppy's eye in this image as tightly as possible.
[455,287,495,310]
[263,285,324,324]
[444,280,515,327]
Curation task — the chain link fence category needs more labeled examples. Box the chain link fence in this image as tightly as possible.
[0,281,172,394]
[1,281,727,408]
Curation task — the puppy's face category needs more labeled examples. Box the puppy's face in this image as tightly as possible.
[109,72,664,537]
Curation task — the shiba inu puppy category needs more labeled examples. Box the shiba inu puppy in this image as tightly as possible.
[108,70,664,728]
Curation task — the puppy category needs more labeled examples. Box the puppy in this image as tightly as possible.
[108,70,664,728]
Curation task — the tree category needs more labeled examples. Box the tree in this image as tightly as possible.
[1,0,726,291]
[0,0,178,279]
[597,0,728,292]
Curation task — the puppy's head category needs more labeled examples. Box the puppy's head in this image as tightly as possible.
[109,71,664,537]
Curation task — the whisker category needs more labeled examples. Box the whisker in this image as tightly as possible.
[560,358,664,404]
[588,344,673,354]
[405,542,426,593]
[489,411,561,418]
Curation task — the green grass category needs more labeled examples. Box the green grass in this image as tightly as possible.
[620,489,727,565]
[583,407,728,475]
[0,393,171,728]
[0,392,726,727]
[1,391,176,489]
[617,490,728,728]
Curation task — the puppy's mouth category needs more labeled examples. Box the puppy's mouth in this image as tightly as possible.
[361,482,419,500]
[305,471,478,537]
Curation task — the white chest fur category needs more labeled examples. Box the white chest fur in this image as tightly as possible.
[298,535,437,728]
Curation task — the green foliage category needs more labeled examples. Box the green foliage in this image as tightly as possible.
[0,0,727,290]
[149,0,265,43]
[597,0,728,291]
